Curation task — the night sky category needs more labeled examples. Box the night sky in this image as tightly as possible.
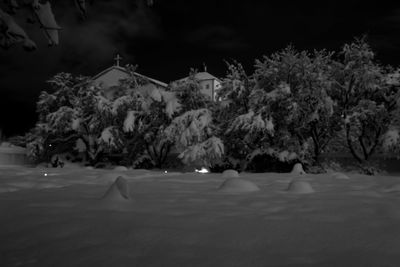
[1,0,400,137]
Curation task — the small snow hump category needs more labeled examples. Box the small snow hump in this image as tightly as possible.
[287,180,314,194]
[291,163,306,175]
[218,178,260,193]
[114,166,128,171]
[331,172,350,180]
[222,169,239,178]
[102,176,131,201]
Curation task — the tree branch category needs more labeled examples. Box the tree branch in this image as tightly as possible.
[359,122,369,160]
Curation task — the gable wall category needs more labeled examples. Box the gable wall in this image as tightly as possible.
[199,79,222,101]
[93,69,130,88]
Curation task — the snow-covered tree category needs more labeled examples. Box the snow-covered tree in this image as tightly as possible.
[213,61,255,170]
[117,85,181,168]
[24,123,50,163]
[274,49,341,165]
[34,74,112,165]
[29,64,183,168]
[165,109,224,167]
[84,64,181,168]
[224,47,341,171]
[330,38,400,172]
[172,69,213,112]
[166,72,224,168]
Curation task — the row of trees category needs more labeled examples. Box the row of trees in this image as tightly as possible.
[217,38,400,174]
[14,38,400,174]
[18,65,223,169]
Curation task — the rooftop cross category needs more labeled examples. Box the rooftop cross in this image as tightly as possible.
[114,54,122,67]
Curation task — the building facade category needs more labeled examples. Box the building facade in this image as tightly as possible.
[93,56,221,101]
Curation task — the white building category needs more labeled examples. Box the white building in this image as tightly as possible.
[92,55,168,98]
[173,66,222,101]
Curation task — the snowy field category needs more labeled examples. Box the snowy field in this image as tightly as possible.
[1,166,400,266]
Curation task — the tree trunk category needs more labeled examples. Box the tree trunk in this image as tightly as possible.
[345,124,363,164]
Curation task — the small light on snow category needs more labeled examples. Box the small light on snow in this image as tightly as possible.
[195,167,209,174]
[164,171,168,173]
[44,173,48,176]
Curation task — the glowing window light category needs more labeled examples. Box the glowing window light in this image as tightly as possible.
[44,173,48,176]
[195,167,209,174]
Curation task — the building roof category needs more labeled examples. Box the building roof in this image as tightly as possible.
[193,72,221,81]
[175,71,222,83]
[92,65,168,88]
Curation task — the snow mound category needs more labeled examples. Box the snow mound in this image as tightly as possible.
[381,183,400,193]
[0,187,19,193]
[62,162,83,169]
[218,178,260,193]
[331,172,350,180]
[85,166,94,170]
[287,180,315,194]
[114,166,128,171]
[222,169,239,178]
[291,163,306,175]
[102,176,131,201]
[35,163,49,168]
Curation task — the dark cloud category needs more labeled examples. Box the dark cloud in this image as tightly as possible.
[55,0,163,69]
[184,25,249,51]
[352,7,400,65]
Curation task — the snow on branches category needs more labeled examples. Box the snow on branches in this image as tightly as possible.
[246,148,298,165]
[46,106,76,133]
[227,110,274,136]
[178,136,224,167]
[0,7,36,50]
[165,109,212,147]
[0,0,156,50]
[165,108,224,167]
[219,61,251,102]
[160,90,181,118]
[331,38,400,166]
[0,1,60,49]
[32,1,61,46]
[123,110,137,133]
[382,128,400,153]
[98,126,120,149]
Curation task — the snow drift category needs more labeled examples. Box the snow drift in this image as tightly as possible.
[218,177,260,193]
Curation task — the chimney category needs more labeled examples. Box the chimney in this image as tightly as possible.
[203,62,207,72]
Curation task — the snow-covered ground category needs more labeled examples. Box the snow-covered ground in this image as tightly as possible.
[1,165,400,266]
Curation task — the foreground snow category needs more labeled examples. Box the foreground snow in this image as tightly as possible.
[1,166,400,266]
